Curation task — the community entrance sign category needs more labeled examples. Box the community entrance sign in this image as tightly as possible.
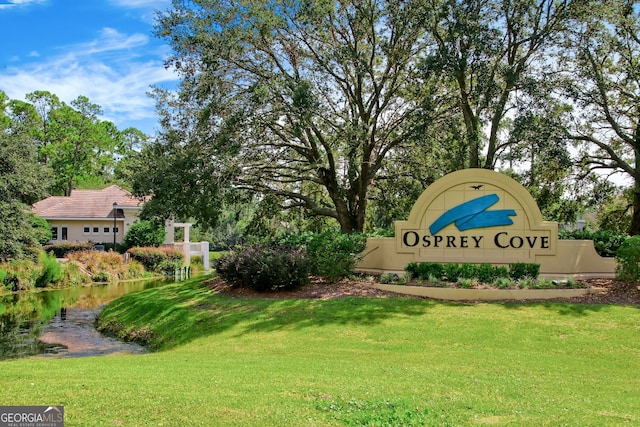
[358,169,615,278]
[395,169,556,264]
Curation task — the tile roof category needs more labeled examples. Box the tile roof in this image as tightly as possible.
[32,185,146,219]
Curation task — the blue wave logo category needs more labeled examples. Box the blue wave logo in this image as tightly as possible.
[429,194,516,235]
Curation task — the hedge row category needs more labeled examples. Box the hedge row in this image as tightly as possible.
[405,261,540,282]
[126,246,185,273]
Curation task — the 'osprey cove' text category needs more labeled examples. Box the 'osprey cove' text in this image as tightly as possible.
[401,231,551,250]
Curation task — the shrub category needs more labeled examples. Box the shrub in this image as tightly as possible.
[0,259,39,291]
[35,251,63,288]
[68,250,147,282]
[60,262,91,286]
[509,262,540,280]
[43,242,94,258]
[494,266,509,279]
[215,245,311,292]
[126,247,184,273]
[443,263,461,281]
[272,231,366,280]
[615,235,640,283]
[124,220,166,249]
[476,263,497,283]
[559,228,627,257]
[405,262,420,279]
[458,263,477,279]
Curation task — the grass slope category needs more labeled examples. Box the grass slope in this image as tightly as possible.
[1,276,639,426]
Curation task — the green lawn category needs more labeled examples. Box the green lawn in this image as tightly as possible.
[1,277,639,426]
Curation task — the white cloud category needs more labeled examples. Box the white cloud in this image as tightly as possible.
[0,27,179,134]
[0,0,47,10]
[75,27,149,55]
[108,0,170,9]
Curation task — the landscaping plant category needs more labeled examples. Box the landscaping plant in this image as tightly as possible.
[126,246,184,273]
[272,231,367,280]
[215,245,310,291]
[615,235,640,283]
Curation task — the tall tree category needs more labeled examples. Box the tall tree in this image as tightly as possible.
[421,0,579,169]
[0,129,51,261]
[562,0,640,234]
[154,0,437,232]
[24,94,127,195]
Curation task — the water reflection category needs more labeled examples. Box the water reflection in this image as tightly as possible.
[0,279,168,360]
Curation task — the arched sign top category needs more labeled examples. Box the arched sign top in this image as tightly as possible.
[395,169,557,262]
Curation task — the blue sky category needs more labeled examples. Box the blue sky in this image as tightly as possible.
[0,0,179,135]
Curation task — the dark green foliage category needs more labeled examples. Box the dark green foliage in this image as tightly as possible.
[559,228,627,257]
[43,242,94,258]
[443,263,461,281]
[0,130,50,260]
[458,263,477,279]
[476,263,497,283]
[508,263,540,280]
[126,247,184,273]
[31,216,52,245]
[405,262,539,282]
[615,235,640,283]
[404,262,420,279]
[406,261,443,280]
[215,245,311,292]
[271,231,367,280]
[123,220,166,248]
[494,266,509,279]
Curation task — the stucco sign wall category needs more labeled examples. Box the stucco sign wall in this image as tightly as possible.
[358,169,615,278]
[395,169,557,263]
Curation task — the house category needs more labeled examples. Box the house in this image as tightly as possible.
[32,185,147,245]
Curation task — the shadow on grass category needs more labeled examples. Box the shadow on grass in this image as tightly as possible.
[97,277,637,351]
[499,301,610,316]
[96,277,445,351]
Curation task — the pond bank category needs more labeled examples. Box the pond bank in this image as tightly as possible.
[0,278,170,360]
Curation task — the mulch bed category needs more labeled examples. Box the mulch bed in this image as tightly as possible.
[205,277,640,305]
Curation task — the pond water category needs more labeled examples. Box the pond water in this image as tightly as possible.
[0,278,169,360]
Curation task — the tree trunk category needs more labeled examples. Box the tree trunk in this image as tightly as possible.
[629,178,640,236]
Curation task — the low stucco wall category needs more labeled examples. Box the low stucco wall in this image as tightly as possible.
[369,283,597,301]
[357,238,616,279]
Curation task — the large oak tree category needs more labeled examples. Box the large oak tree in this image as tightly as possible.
[561,0,640,234]
[154,0,437,232]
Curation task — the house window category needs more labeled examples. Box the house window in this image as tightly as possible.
[104,227,110,233]
[83,226,90,234]
[61,227,68,240]
[51,227,58,240]
[93,227,99,234]
[114,227,119,233]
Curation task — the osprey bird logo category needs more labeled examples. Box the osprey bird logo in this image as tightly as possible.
[429,194,516,235]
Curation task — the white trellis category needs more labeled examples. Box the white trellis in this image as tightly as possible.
[171,222,210,271]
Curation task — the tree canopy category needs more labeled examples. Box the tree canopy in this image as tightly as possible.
[0,121,51,260]
[560,0,640,233]
[152,0,441,232]
[149,0,629,233]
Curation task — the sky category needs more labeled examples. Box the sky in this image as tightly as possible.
[0,0,179,136]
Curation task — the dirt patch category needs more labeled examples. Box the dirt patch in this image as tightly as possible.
[205,277,640,305]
